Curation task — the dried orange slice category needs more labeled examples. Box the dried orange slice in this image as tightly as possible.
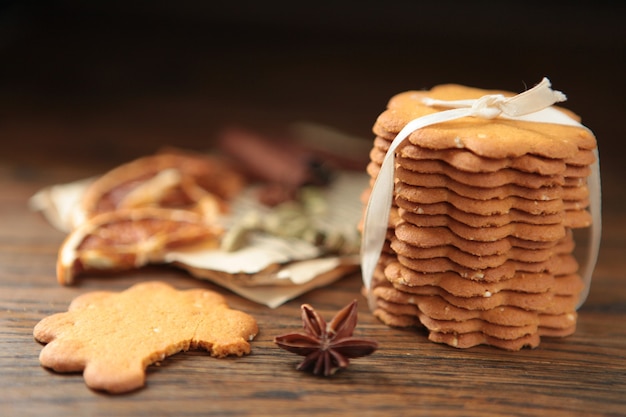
[57,207,223,285]
[72,151,246,227]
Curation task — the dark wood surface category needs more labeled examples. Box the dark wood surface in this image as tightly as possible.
[1,3,625,416]
[1,141,625,417]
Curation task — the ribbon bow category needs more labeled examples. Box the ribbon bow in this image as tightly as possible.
[360,78,601,309]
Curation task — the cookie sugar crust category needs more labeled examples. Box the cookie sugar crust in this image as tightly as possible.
[375,84,596,159]
[33,281,258,393]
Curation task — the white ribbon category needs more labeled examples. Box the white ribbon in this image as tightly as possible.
[360,78,601,309]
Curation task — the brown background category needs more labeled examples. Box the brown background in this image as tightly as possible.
[1,3,625,416]
[0,1,624,176]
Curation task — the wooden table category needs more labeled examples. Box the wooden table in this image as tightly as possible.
[1,4,625,415]
[1,120,625,417]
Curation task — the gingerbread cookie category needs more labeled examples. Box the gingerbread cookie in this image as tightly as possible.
[396,157,565,189]
[391,238,557,269]
[33,281,258,393]
[395,182,565,216]
[372,136,571,176]
[385,262,556,298]
[427,329,542,350]
[395,167,565,201]
[396,201,565,227]
[376,86,596,159]
[362,83,596,350]
[374,291,540,327]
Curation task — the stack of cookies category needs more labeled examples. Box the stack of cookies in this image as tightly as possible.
[361,84,597,350]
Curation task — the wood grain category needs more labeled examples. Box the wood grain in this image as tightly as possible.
[1,146,625,417]
[0,6,624,409]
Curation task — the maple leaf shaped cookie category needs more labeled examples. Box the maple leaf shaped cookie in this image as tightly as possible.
[33,281,258,393]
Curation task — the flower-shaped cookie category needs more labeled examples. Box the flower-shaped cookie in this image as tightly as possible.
[34,281,258,393]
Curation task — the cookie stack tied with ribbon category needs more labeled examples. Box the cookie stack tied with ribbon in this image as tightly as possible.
[360,78,601,350]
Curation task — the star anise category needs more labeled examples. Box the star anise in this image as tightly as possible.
[274,300,378,376]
